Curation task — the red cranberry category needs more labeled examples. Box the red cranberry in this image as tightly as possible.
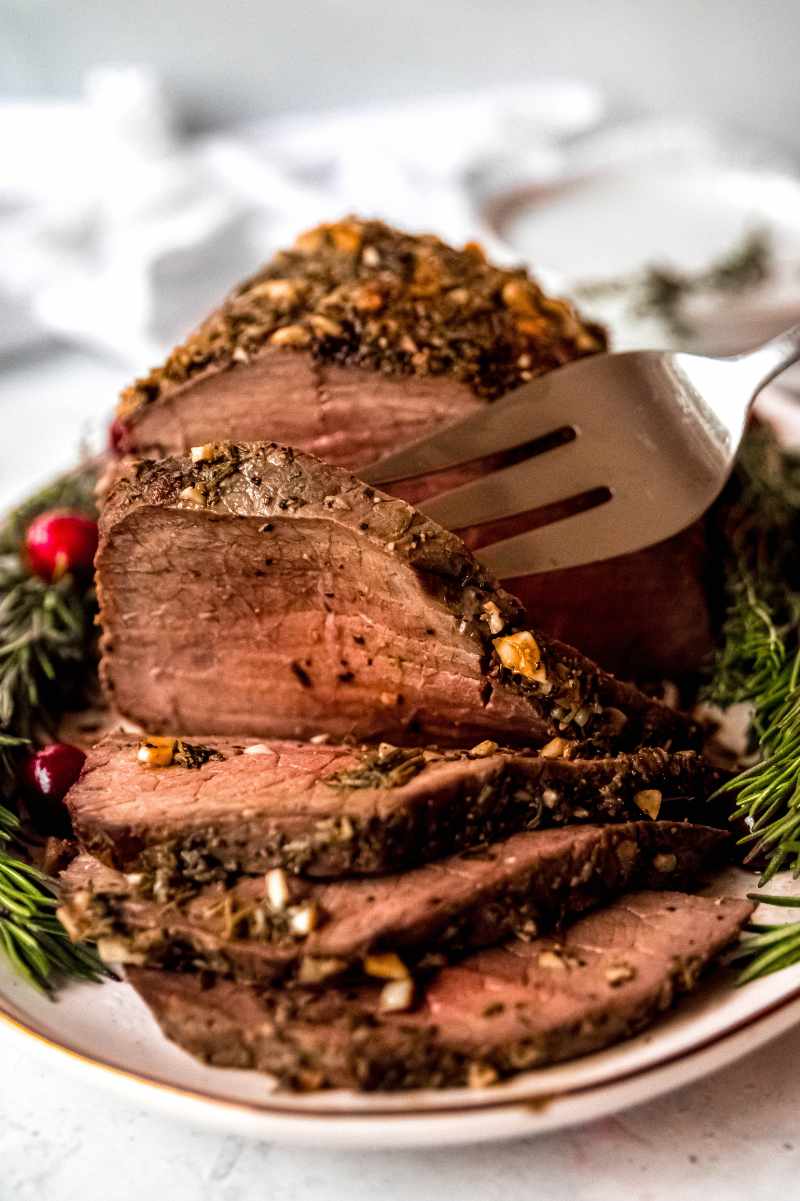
[21,743,86,835]
[25,510,98,582]
[109,417,129,456]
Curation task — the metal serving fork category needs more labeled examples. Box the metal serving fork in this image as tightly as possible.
[362,326,800,576]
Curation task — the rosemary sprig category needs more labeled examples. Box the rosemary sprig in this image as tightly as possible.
[0,463,108,993]
[0,558,93,776]
[727,894,800,985]
[0,806,107,992]
[705,432,800,883]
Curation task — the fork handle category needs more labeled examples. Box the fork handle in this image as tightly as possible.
[733,323,800,402]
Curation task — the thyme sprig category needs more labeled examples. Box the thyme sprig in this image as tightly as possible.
[0,464,108,993]
[576,229,772,338]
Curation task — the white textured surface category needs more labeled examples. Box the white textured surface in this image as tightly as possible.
[3,348,800,1195]
[1,1017,799,1200]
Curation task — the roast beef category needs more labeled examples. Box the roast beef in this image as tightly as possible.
[111,217,714,679]
[114,218,606,463]
[66,734,716,881]
[128,890,753,1090]
[59,821,728,984]
[97,441,695,750]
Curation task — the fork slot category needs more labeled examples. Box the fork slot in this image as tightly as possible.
[362,380,580,484]
[386,425,577,486]
[475,494,625,578]
[457,487,612,555]
[417,434,591,530]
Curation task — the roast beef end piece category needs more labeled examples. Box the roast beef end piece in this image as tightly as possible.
[128,890,754,1091]
[117,218,605,444]
[97,441,694,750]
[58,821,729,983]
[65,733,718,880]
[119,348,486,469]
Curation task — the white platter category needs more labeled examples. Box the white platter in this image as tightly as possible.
[5,142,800,1148]
[3,867,800,1148]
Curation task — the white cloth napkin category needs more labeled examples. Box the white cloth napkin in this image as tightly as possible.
[3,66,799,377]
[0,68,603,370]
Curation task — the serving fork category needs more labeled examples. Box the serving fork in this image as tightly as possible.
[362,326,800,576]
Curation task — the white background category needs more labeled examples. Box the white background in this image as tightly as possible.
[2,0,800,150]
[4,3,800,1193]
[2,998,800,1201]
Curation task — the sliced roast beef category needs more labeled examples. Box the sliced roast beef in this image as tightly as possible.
[128,890,753,1090]
[111,217,714,680]
[59,821,728,984]
[97,441,696,750]
[66,734,717,881]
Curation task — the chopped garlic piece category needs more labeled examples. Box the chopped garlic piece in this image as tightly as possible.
[467,1063,499,1089]
[297,955,346,984]
[537,949,567,970]
[492,631,547,683]
[605,963,636,985]
[190,443,219,463]
[243,743,270,755]
[289,902,320,937]
[265,868,290,912]
[137,737,177,768]
[470,740,499,758]
[363,951,409,980]
[269,324,311,347]
[615,839,638,867]
[378,978,415,1013]
[96,937,146,966]
[540,737,567,760]
[179,484,207,506]
[633,789,662,819]
[481,601,505,635]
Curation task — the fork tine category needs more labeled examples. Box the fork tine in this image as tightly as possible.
[417,438,593,529]
[476,502,619,577]
[361,375,572,484]
[475,492,657,577]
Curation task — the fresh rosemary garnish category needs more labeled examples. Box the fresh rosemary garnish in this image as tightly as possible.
[0,463,108,993]
[0,557,94,768]
[728,894,800,985]
[576,229,772,337]
[0,805,107,992]
[705,431,800,884]
[702,427,800,981]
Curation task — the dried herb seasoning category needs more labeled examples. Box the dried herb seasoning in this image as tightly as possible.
[118,217,606,422]
[324,744,430,791]
[173,740,225,770]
